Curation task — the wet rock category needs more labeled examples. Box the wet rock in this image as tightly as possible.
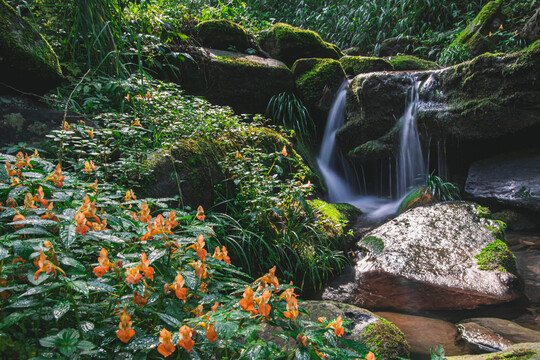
[514,313,540,332]
[193,19,253,53]
[464,153,540,212]
[259,23,342,67]
[340,56,394,76]
[492,210,538,232]
[446,342,540,360]
[321,202,522,311]
[521,7,540,44]
[376,312,471,358]
[458,318,540,353]
[0,0,63,94]
[340,41,540,163]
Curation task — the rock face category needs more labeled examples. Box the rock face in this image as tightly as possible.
[291,58,346,126]
[193,19,254,53]
[161,48,294,114]
[510,233,540,304]
[321,202,522,312]
[464,153,540,212]
[340,56,394,76]
[457,318,540,353]
[0,0,62,94]
[450,0,504,56]
[259,23,342,67]
[446,342,540,360]
[378,36,418,57]
[521,7,540,44]
[302,301,410,360]
[376,312,471,358]
[339,41,540,161]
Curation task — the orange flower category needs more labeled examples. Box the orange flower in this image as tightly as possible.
[24,193,37,209]
[87,179,99,193]
[125,267,143,284]
[41,203,59,222]
[12,213,25,228]
[5,161,17,177]
[132,118,142,127]
[124,189,136,202]
[86,128,95,139]
[192,304,204,317]
[256,289,272,318]
[211,302,219,312]
[116,309,135,343]
[189,260,208,280]
[139,202,151,223]
[158,329,175,357]
[259,265,279,292]
[212,246,231,264]
[178,325,195,353]
[240,286,257,314]
[75,212,89,236]
[33,250,65,281]
[206,324,217,342]
[165,211,178,230]
[169,273,188,302]
[499,24,503,30]
[93,248,113,277]
[84,160,97,173]
[195,205,205,221]
[187,234,207,261]
[146,91,151,100]
[235,150,242,159]
[281,145,288,157]
[366,351,376,360]
[45,164,64,188]
[141,214,172,241]
[14,152,32,169]
[33,186,48,207]
[137,253,154,280]
[296,333,308,347]
[283,296,298,321]
[63,121,71,131]
[132,291,148,307]
[327,315,345,337]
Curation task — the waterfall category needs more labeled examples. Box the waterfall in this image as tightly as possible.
[317,79,361,203]
[317,77,427,220]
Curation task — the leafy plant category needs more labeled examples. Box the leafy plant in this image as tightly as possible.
[266,92,314,143]
[430,345,447,360]
[424,172,460,202]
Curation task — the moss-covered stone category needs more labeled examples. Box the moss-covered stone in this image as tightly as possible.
[291,58,345,119]
[379,36,419,57]
[362,318,410,360]
[309,199,362,235]
[0,0,62,93]
[340,56,394,76]
[194,19,251,52]
[475,239,517,273]
[259,23,343,67]
[450,0,504,56]
[387,55,441,71]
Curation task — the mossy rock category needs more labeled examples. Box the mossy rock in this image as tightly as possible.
[475,239,517,274]
[446,342,540,360]
[379,36,419,57]
[309,199,362,242]
[0,0,62,93]
[397,187,436,214]
[194,19,252,52]
[340,56,394,76]
[450,0,504,56]
[387,55,441,71]
[259,23,343,67]
[302,301,410,360]
[291,58,345,127]
[349,139,394,161]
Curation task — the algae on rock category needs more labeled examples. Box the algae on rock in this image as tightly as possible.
[194,19,253,52]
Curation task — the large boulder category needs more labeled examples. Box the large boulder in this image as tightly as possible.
[378,36,418,57]
[450,0,504,57]
[0,0,62,94]
[446,342,540,360]
[302,301,410,360]
[387,55,441,71]
[291,58,346,127]
[321,202,522,312]
[339,41,540,165]
[259,23,342,67]
[510,233,540,304]
[464,152,540,212]
[157,48,294,114]
[520,7,540,44]
[193,19,256,53]
[340,56,394,77]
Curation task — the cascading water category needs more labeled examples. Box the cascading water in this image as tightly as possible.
[318,77,427,220]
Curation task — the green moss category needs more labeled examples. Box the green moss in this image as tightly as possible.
[359,236,385,255]
[349,139,392,160]
[310,199,347,223]
[194,19,250,51]
[292,58,345,105]
[362,318,410,360]
[340,56,394,76]
[475,239,517,273]
[487,349,538,360]
[259,23,342,66]
[0,0,62,89]
[388,55,441,71]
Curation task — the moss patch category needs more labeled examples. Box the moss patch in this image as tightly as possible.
[387,55,441,71]
[292,58,345,106]
[487,349,538,360]
[259,23,342,67]
[475,239,517,273]
[0,0,62,92]
[362,318,410,360]
[194,19,251,51]
[340,56,394,76]
[359,236,385,255]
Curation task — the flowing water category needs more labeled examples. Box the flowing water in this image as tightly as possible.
[318,77,426,220]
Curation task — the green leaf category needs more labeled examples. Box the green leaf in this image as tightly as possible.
[0,311,34,330]
[14,227,52,236]
[60,224,77,250]
[7,219,59,227]
[156,313,182,328]
[339,337,370,354]
[61,257,86,271]
[87,280,115,293]
[39,334,58,348]
[68,281,89,296]
[148,248,166,263]
[53,301,71,320]
[77,340,96,352]
[215,321,238,338]
[0,246,9,261]
[296,348,311,360]
[8,298,41,308]
[21,282,62,296]
[90,232,125,244]
[125,335,159,350]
